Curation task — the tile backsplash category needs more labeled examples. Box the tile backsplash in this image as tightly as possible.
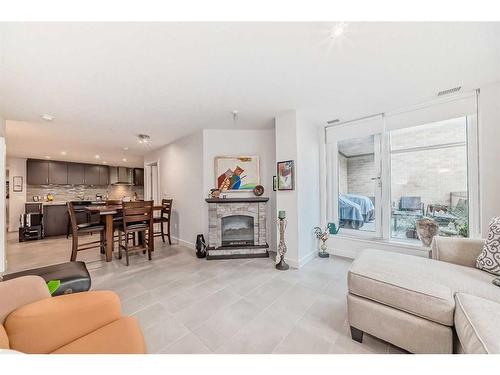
[27,184,144,202]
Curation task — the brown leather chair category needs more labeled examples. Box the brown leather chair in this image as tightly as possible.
[153,199,173,244]
[0,276,146,354]
[68,202,106,262]
[117,201,154,266]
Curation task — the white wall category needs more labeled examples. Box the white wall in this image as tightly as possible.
[6,157,27,232]
[479,81,500,236]
[202,129,277,252]
[275,110,321,268]
[144,131,204,247]
[0,115,6,273]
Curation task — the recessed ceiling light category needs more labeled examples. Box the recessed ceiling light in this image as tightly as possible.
[60,151,67,156]
[41,114,54,121]
[330,22,348,38]
[122,158,127,162]
[123,147,129,151]
[45,155,51,159]
[94,155,100,159]
[102,161,108,164]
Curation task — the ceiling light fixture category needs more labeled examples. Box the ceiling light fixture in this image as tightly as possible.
[137,134,151,144]
[102,161,108,164]
[330,22,348,38]
[60,151,67,156]
[122,158,127,162]
[95,155,100,159]
[123,147,129,151]
[41,114,54,121]
[45,155,51,159]
[231,110,239,121]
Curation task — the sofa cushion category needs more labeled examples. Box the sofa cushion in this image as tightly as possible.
[348,250,500,326]
[476,217,500,276]
[454,293,500,354]
[51,317,147,354]
[0,325,9,349]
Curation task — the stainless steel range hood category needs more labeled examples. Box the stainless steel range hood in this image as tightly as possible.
[110,167,133,185]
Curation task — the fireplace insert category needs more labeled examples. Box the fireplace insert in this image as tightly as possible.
[221,215,255,246]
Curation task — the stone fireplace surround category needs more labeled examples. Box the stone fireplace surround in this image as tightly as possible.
[206,197,269,259]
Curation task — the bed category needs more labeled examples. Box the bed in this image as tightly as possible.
[339,194,375,229]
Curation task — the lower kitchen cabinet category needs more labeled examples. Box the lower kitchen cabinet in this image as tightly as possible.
[43,205,69,237]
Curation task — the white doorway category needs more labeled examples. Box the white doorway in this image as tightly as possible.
[144,161,160,204]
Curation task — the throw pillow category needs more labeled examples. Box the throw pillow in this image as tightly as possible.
[476,216,500,276]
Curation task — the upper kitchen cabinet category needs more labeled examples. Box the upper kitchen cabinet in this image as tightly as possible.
[84,164,101,185]
[48,161,68,184]
[99,165,109,185]
[134,168,144,186]
[27,159,50,185]
[67,163,85,185]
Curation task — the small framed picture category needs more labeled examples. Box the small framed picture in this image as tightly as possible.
[277,160,294,191]
[13,176,23,192]
[272,176,277,191]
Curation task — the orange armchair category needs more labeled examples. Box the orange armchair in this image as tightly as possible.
[0,275,146,354]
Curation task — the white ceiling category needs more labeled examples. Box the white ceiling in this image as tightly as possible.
[1,22,500,167]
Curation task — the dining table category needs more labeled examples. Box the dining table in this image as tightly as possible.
[85,203,165,262]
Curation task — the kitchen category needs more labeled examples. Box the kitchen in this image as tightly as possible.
[9,158,144,242]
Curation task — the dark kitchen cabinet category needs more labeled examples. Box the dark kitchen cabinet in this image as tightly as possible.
[99,166,109,185]
[134,168,144,186]
[27,160,50,185]
[67,163,85,185]
[48,161,68,184]
[84,165,100,185]
[43,204,69,237]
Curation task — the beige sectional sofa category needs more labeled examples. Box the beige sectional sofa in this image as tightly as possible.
[347,237,500,354]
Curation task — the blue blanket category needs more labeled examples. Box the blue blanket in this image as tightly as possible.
[342,194,374,217]
[339,195,364,222]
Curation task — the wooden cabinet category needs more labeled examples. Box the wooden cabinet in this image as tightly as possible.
[27,160,50,185]
[48,161,68,184]
[99,166,109,185]
[43,204,69,237]
[67,163,85,185]
[134,168,144,186]
[84,165,100,185]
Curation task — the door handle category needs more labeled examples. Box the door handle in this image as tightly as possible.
[370,177,381,180]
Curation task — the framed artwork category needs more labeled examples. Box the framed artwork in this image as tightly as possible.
[277,160,294,190]
[13,176,23,192]
[273,176,277,191]
[215,156,260,192]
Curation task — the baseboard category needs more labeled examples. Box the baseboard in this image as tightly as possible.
[329,247,358,260]
[285,249,317,269]
[172,236,195,249]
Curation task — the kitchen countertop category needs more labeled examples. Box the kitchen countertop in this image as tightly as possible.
[26,201,106,206]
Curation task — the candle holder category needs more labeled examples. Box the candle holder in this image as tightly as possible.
[276,217,289,270]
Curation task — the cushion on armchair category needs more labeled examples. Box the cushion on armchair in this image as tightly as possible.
[476,217,500,276]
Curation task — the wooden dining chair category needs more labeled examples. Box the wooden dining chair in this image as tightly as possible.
[117,201,154,266]
[153,199,173,245]
[68,202,106,262]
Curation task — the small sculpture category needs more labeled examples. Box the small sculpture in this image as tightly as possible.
[416,218,439,247]
[276,212,289,270]
[313,226,330,258]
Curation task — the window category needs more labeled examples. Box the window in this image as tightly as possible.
[325,92,479,245]
[390,118,469,242]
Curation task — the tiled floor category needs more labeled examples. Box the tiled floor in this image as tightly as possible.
[5,232,405,354]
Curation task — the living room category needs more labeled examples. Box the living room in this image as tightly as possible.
[1,1,500,372]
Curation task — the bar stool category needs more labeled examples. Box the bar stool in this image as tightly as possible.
[68,202,106,262]
[153,199,173,244]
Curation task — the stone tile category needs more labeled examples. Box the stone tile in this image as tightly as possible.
[192,298,262,351]
[174,288,240,330]
[121,291,157,315]
[143,317,190,353]
[132,303,170,331]
[273,325,332,354]
[243,277,293,308]
[160,332,212,354]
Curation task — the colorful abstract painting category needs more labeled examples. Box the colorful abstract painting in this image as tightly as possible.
[215,156,260,192]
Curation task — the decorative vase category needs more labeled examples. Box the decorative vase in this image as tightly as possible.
[416,218,439,247]
[276,217,289,270]
[319,239,329,258]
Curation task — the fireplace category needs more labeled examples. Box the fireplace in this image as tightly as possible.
[221,215,255,246]
[206,197,269,259]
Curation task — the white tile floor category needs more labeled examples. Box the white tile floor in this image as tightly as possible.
[5,232,405,354]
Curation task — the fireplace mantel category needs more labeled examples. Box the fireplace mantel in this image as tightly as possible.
[205,197,269,203]
[206,197,269,260]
